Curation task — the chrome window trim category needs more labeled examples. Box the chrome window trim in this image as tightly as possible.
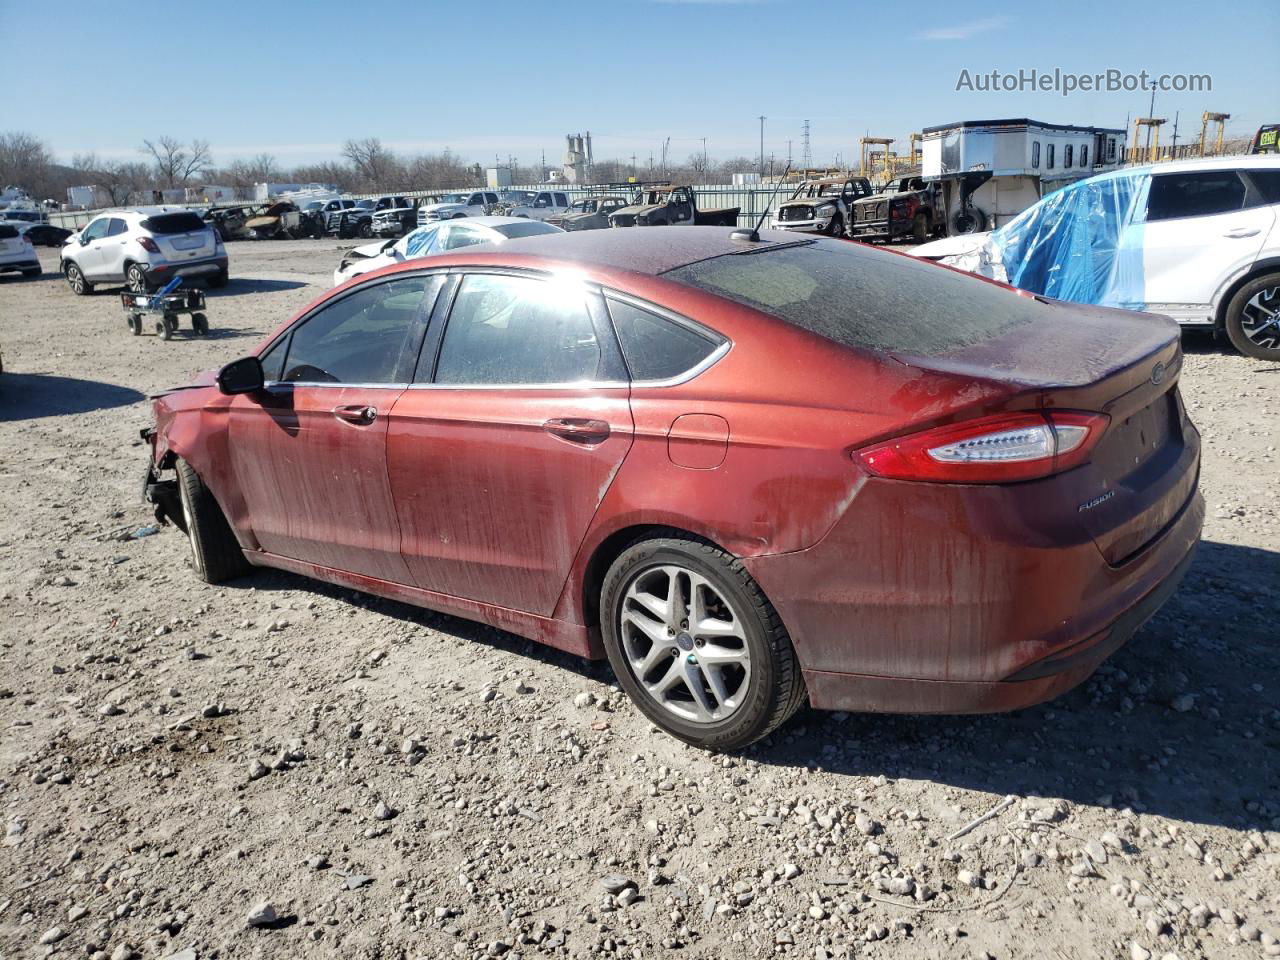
[403,380,631,392]
[263,381,410,390]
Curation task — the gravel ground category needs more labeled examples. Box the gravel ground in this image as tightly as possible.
[0,240,1277,960]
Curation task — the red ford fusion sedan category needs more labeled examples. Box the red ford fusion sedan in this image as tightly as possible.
[143,227,1202,750]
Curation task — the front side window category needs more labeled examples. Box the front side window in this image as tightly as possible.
[401,223,443,257]
[281,275,439,384]
[81,218,110,242]
[555,193,568,206]
[607,299,722,381]
[1147,171,1246,221]
[433,274,609,385]
[441,225,486,250]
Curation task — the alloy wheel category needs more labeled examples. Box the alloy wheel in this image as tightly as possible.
[1240,286,1280,350]
[178,474,206,578]
[67,265,84,293]
[127,265,148,294]
[618,564,751,724]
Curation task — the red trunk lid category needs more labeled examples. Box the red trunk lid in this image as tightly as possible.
[896,299,1197,565]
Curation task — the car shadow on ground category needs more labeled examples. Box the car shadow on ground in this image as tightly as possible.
[0,373,145,421]
[207,278,311,296]
[215,538,1278,833]
[748,538,1279,834]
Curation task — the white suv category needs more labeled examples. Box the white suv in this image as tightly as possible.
[61,207,228,295]
[913,156,1280,360]
[0,222,40,279]
[416,191,499,224]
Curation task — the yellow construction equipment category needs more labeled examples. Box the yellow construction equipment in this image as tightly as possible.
[1131,117,1166,163]
[858,137,894,179]
[1199,112,1230,156]
[909,133,923,167]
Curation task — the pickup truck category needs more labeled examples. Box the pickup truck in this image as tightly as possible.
[417,191,501,225]
[771,177,872,236]
[506,189,572,221]
[608,185,740,228]
[371,197,418,237]
[546,195,629,232]
[848,177,940,243]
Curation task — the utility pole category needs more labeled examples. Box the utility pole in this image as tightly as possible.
[758,115,766,179]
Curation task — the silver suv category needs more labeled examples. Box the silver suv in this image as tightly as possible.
[61,207,228,295]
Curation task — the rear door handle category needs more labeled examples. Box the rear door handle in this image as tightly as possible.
[1223,228,1260,238]
[333,404,377,425]
[543,417,610,444]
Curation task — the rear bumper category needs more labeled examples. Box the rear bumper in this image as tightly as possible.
[0,257,39,273]
[743,445,1203,714]
[146,255,227,279]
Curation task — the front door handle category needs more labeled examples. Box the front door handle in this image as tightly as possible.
[333,404,377,425]
[543,417,610,444]
[1223,228,1260,238]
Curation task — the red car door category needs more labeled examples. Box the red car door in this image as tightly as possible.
[386,271,634,615]
[227,274,442,582]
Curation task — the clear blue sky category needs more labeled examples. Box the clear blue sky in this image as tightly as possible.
[7,0,1277,170]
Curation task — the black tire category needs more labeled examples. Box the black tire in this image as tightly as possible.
[207,270,228,289]
[911,212,930,243]
[1223,273,1280,361]
[64,261,92,295]
[126,262,151,294]
[600,535,806,751]
[175,459,249,584]
[129,313,142,336]
[827,213,844,238]
[949,206,987,235]
[451,213,467,219]
[357,220,372,238]
[191,312,209,336]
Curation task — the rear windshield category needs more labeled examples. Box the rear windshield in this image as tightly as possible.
[491,220,562,239]
[0,224,18,239]
[140,213,207,235]
[663,238,1038,356]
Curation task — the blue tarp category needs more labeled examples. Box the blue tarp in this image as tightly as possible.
[990,168,1150,309]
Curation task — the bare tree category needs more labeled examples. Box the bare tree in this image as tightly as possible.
[0,131,56,199]
[289,161,358,192]
[140,136,212,188]
[99,161,148,206]
[221,153,281,189]
[342,137,399,189]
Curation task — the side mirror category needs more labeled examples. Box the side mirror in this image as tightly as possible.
[79,234,90,245]
[217,356,265,395]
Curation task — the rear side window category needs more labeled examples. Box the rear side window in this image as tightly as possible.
[107,218,128,237]
[0,224,17,239]
[141,212,206,234]
[1147,171,1246,221]
[607,299,721,381]
[433,274,614,385]
[1245,170,1280,204]
[664,238,1038,357]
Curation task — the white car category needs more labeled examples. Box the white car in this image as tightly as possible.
[505,189,572,221]
[333,216,564,286]
[416,190,501,225]
[0,222,40,278]
[913,156,1280,359]
[60,207,227,294]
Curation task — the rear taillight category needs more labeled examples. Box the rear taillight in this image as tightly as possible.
[137,236,160,253]
[854,411,1109,484]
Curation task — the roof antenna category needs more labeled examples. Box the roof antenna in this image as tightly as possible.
[732,163,791,242]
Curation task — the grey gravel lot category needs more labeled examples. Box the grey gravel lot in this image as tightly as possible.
[0,239,1278,960]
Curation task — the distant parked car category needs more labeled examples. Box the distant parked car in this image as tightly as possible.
[417,191,500,224]
[371,197,418,238]
[332,215,563,286]
[913,156,1280,360]
[6,221,72,247]
[771,177,872,237]
[0,223,41,278]
[505,189,572,221]
[546,196,629,232]
[60,208,227,294]
[247,201,325,240]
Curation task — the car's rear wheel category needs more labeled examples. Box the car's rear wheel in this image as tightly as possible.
[950,206,987,235]
[912,212,930,243]
[600,536,806,750]
[65,262,92,295]
[1224,274,1280,361]
[175,459,249,584]
[126,262,150,294]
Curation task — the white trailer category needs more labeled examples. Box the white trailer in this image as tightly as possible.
[921,118,1126,235]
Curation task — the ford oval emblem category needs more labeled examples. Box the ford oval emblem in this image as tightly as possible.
[1150,361,1166,385]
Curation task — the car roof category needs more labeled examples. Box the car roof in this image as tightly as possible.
[450,215,549,229]
[444,225,802,276]
[1130,155,1280,175]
